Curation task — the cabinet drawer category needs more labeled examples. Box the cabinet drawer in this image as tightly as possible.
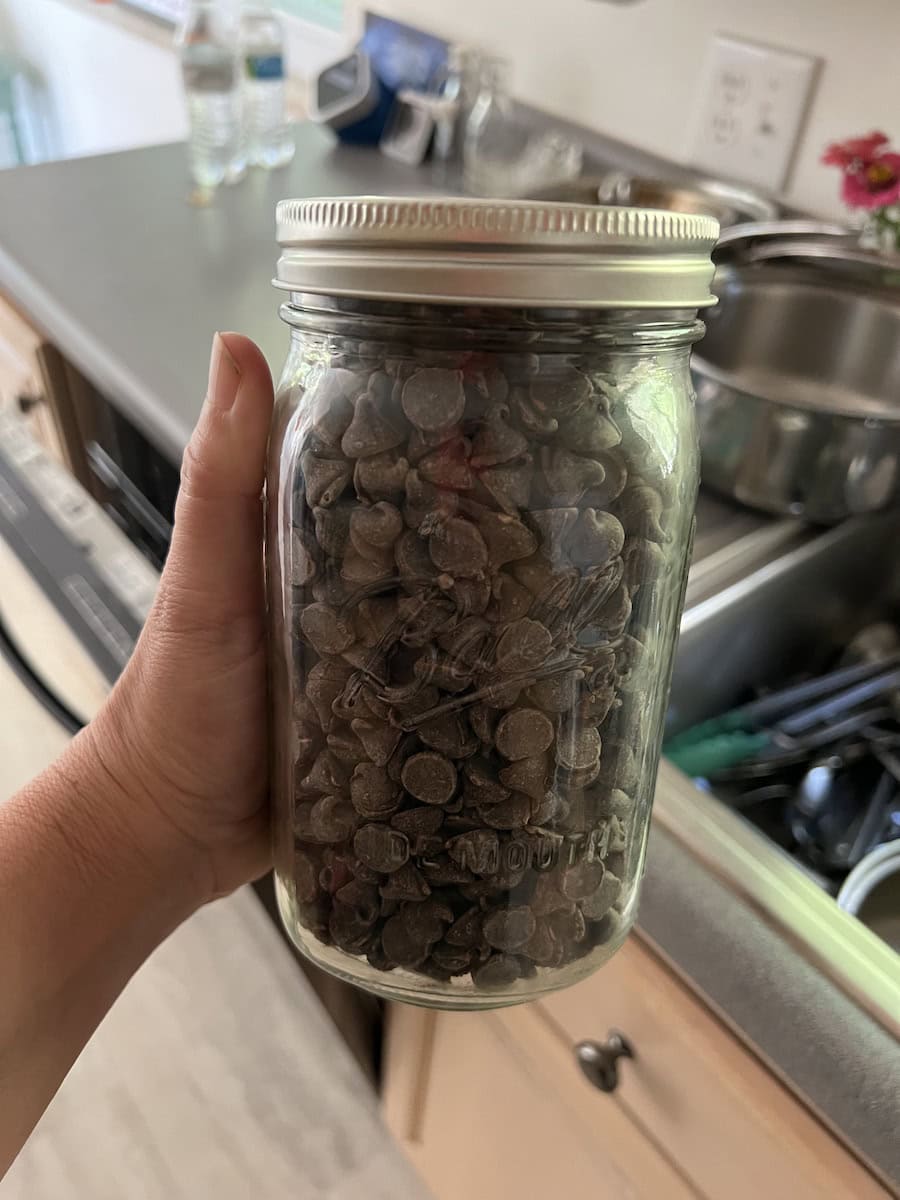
[385,1002,695,1200]
[536,936,888,1199]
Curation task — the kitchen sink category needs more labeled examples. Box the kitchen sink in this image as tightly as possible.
[654,512,900,1034]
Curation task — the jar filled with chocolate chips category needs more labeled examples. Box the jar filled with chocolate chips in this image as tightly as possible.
[267,197,717,1008]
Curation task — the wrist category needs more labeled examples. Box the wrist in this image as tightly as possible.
[62,710,213,925]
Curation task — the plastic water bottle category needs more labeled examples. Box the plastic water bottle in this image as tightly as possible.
[239,2,295,169]
[177,1,246,190]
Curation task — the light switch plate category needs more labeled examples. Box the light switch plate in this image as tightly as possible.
[689,35,819,193]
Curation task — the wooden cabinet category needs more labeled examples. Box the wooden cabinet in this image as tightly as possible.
[383,937,891,1200]
[0,292,89,480]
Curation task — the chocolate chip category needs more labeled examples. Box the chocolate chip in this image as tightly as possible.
[401,368,466,431]
[313,504,352,557]
[471,408,529,468]
[380,863,432,901]
[569,509,625,568]
[294,849,320,903]
[560,860,606,900]
[526,672,580,713]
[348,717,399,767]
[478,792,533,830]
[334,878,381,923]
[530,368,592,416]
[391,805,445,837]
[418,712,479,759]
[392,539,437,599]
[546,904,587,946]
[418,437,474,491]
[329,904,376,954]
[353,823,410,872]
[472,953,523,988]
[306,659,354,731]
[617,484,666,542]
[444,906,485,948]
[540,447,606,506]
[403,897,454,947]
[401,751,457,805]
[327,725,367,765]
[341,391,407,458]
[306,795,359,843]
[354,450,410,503]
[381,913,428,968]
[480,460,533,514]
[580,870,621,920]
[495,709,555,759]
[301,450,352,509]
[463,757,510,806]
[350,762,400,818]
[510,386,558,437]
[557,405,621,454]
[530,508,578,562]
[299,748,348,795]
[495,618,553,674]
[300,603,355,656]
[468,703,497,746]
[478,510,537,567]
[499,754,551,801]
[623,538,666,590]
[349,501,403,561]
[291,530,318,585]
[597,582,632,636]
[430,942,479,975]
[595,788,633,821]
[557,724,601,771]
[421,856,476,885]
[483,906,536,952]
[429,517,488,578]
[521,920,563,967]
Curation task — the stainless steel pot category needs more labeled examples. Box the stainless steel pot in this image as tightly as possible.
[693,265,900,523]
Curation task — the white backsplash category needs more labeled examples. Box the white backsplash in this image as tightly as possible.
[349,0,900,219]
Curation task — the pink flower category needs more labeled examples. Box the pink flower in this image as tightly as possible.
[822,131,890,168]
[841,153,900,209]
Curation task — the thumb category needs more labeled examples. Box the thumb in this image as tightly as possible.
[160,332,275,633]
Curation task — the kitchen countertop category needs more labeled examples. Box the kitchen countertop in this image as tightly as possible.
[0,127,434,464]
[0,132,897,1188]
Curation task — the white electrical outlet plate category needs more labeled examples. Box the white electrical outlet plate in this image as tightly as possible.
[689,35,818,193]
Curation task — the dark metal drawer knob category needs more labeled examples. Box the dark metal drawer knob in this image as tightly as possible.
[575,1032,634,1093]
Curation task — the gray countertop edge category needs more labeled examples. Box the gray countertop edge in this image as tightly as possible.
[641,779,900,1188]
[0,233,192,465]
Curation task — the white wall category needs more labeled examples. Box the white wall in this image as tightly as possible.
[2,0,897,218]
[0,0,188,160]
[349,0,900,219]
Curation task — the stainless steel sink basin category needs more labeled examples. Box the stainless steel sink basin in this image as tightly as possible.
[658,513,900,1036]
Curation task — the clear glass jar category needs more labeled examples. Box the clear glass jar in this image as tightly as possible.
[267,198,717,1009]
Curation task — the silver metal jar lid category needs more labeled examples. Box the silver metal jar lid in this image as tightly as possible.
[274,196,719,309]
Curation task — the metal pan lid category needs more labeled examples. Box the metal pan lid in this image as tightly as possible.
[274,196,719,309]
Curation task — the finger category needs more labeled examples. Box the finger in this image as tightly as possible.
[162,333,275,628]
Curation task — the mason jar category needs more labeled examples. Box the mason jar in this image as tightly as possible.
[267,197,717,1008]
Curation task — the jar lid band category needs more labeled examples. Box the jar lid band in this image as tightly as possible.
[274,196,719,309]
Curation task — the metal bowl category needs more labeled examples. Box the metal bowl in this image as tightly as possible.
[528,173,778,228]
[693,265,900,523]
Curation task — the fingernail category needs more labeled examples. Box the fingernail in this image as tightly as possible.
[207,332,242,413]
